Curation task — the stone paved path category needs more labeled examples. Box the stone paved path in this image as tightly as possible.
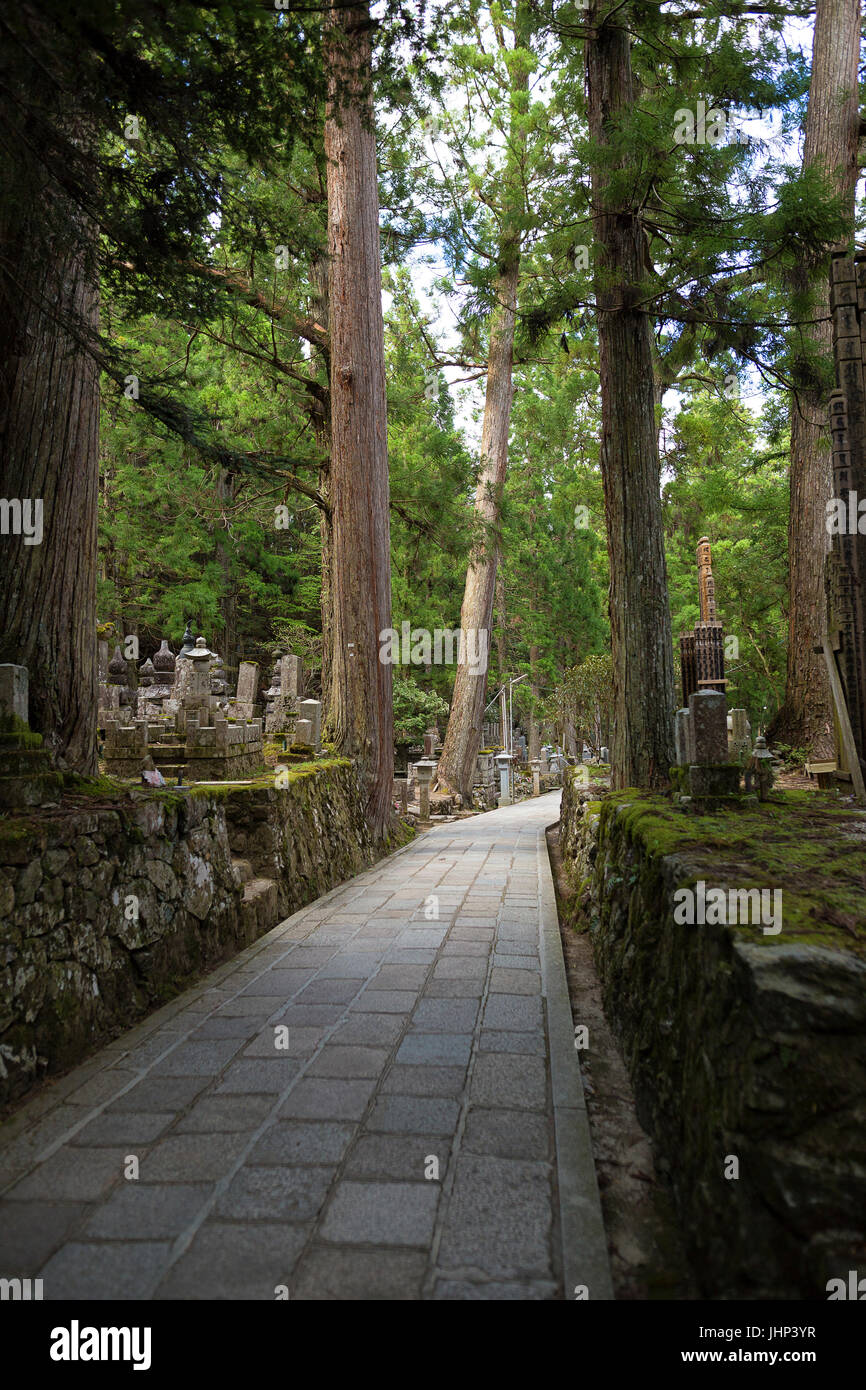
[0,791,611,1300]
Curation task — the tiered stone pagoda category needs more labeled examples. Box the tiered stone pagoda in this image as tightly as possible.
[679,536,727,705]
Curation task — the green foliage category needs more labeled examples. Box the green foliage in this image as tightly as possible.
[554,653,615,755]
[392,678,450,745]
[663,392,788,724]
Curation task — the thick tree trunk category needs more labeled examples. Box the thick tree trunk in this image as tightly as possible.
[495,567,508,682]
[324,2,394,836]
[436,257,520,802]
[0,66,99,772]
[586,3,675,789]
[529,642,541,761]
[215,468,238,670]
[770,0,860,753]
[309,247,334,720]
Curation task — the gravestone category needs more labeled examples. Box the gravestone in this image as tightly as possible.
[689,689,728,764]
[265,653,304,736]
[0,664,59,807]
[685,689,746,809]
[674,709,691,767]
[728,708,752,766]
[294,718,314,747]
[0,665,28,725]
[415,759,435,822]
[393,778,408,814]
[282,654,304,701]
[235,661,259,720]
[298,699,322,753]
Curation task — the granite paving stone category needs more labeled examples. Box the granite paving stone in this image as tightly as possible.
[367,1095,460,1134]
[291,1247,427,1300]
[306,1046,389,1078]
[463,1103,552,1160]
[278,1078,378,1121]
[344,1133,452,1181]
[411,998,480,1032]
[320,1181,439,1247]
[247,1121,356,1167]
[83,1182,213,1239]
[214,1165,332,1222]
[0,790,608,1302]
[154,1223,310,1300]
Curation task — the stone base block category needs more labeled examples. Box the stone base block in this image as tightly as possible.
[688,764,741,798]
[183,749,265,782]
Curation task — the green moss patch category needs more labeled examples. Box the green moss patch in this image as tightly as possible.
[601,789,866,956]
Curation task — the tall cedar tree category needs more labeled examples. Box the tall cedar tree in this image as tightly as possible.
[0,0,320,772]
[585,0,675,787]
[770,0,861,752]
[324,2,395,836]
[436,2,532,803]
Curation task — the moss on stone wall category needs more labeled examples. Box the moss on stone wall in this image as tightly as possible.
[559,770,866,1298]
[0,760,394,1111]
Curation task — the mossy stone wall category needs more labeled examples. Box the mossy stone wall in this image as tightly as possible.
[0,761,388,1108]
[560,769,866,1298]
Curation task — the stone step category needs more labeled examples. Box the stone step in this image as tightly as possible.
[232,858,254,885]
[241,877,279,939]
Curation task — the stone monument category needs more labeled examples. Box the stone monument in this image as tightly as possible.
[679,537,727,706]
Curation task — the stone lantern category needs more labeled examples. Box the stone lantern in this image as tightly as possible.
[495,751,512,807]
[530,757,541,798]
[415,758,436,822]
[746,735,774,801]
[184,636,216,723]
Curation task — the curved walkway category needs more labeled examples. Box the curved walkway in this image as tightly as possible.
[0,791,611,1300]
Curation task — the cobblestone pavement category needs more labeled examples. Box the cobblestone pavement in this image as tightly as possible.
[0,791,611,1300]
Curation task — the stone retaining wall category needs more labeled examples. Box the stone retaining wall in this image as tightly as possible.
[559,770,866,1299]
[0,761,384,1109]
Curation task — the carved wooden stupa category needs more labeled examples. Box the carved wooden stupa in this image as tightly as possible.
[679,536,727,707]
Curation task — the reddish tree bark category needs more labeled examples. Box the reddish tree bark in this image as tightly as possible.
[585,1,675,789]
[324,2,394,836]
[0,25,99,773]
[770,0,860,753]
